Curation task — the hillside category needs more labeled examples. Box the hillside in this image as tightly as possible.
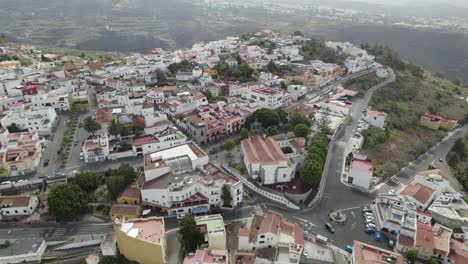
[353,45,468,177]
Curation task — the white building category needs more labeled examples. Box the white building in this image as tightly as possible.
[141,144,243,216]
[241,136,295,185]
[238,211,304,263]
[82,134,110,163]
[0,195,39,220]
[132,127,187,155]
[347,155,373,189]
[246,87,287,110]
[1,107,57,136]
[364,110,388,129]
[287,85,307,101]
[30,93,70,111]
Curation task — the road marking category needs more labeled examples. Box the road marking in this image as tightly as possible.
[335,140,348,148]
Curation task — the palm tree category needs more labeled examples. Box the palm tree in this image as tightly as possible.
[84,116,101,137]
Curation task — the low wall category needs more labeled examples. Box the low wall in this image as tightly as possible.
[284,188,313,205]
[222,165,300,210]
[0,240,47,264]
[108,150,136,160]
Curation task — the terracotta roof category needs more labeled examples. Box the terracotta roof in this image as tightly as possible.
[415,223,434,251]
[398,235,414,248]
[0,195,32,207]
[351,158,373,173]
[400,183,434,205]
[449,239,468,263]
[259,211,282,235]
[238,228,249,237]
[96,108,116,124]
[132,134,158,146]
[241,136,288,165]
[284,102,315,117]
[353,240,404,264]
[118,186,141,200]
[87,62,104,70]
[368,110,388,118]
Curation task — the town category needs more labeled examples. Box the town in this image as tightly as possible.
[0,29,466,264]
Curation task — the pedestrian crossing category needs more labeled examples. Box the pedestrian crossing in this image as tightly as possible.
[388,177,405,188]
[252,205,264,215]
[48,227,67,240]
[335,140,347,148]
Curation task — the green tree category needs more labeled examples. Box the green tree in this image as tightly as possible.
[224,139,236,153]
[108,120,123,137]
[48,184,86,221]
[73,172,99,193]
[240,128,249,140]
[275,109,289,123]
[452,138,467,159]
[300,159,323,184]
[307,144,328,161]
[221,184,233,207]
[247,109,280,128]
[428,258,438,264]
[84,116,101,136]
[6,123,20,133]
[294,124,310,137]
[179,213,203,253]
[106,176,126,200]
[317,112,331,134]
[291,113,312,127]
[406,249,418,264]
[267,127,279,136]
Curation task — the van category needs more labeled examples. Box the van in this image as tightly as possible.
[325,223,335,233]
[375,231,381,242]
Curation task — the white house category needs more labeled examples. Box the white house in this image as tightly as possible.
[0,195,39,220]
[82,134,110,163]
[30,93,70,111]
[246,87,287,110]
[0,107,57,136]
[241,136,295,185]
[132,127,187,155]
[364,110,388,129]
[347,155,373,189]
[287,85,307,101]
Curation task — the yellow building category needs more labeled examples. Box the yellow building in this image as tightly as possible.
[114,217,166,264]
[109,204,141,220]
[0,60,20,68]
[420,114,458,131]
[117,186,141,205]
[196,214,227,250]
[1,132,43,177]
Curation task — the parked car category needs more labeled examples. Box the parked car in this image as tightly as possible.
[79,123,83,128]
[375,231,381,242]
[325,223,335,233]
[364,212,373,217]
[74,139,79,146]
[80,152,84,160]
[345,245,353,253]
[365,227,375,233]
[43,159,49,166]
[439,158,443,163]
[365,216,375,221]
[388,239,394,248]
[362,207,372,213]
[1,181,12,185]
[367,223,376,229]
[388,189,395,195]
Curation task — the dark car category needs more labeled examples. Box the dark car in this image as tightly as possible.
[325,223,335,233]
[79,123,83,128]
[74,139,79,146]
[43,159,49,166]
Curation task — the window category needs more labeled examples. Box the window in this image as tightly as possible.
[23,210,27,213]
[260,235,265,238]
[259,241,265,244]
[15,210,18,213]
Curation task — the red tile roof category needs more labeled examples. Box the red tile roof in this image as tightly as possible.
[351,158,373,173]
[241,136,288,165]
[118,186,141,200]
[259,211,282,235]
[400,183,434,205]
[353,240,404,264]
[415,223,434,251]
[109,204,140,217]
[398,235,414,248]
[132,134,159,146]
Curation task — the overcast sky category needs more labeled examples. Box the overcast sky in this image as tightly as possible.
[342,0,468,7]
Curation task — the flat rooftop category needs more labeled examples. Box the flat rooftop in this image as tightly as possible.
[0,238,45,257]
[118,217,165,245]
[196,214,226,237]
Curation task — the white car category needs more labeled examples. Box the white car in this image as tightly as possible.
[367,223,376,229]
[80,152,84,160]
[389,189,395,195]
[364,212,373,217]
[1,181,11,185]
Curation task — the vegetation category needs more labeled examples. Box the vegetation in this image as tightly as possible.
[317,112,332,134]
[294,124,310,137]
[240,128,249,140]
[344,74,382,93]
[405,249,418,264]
[362,127,389,150]
[105,163,137,199]
[267,127,279,136]
[72,172,100,193]
[179,213,203,253]
[48,184,87,221]
[221,184,233,207]
[6,123,21,133]
[359,43,468,178]
[266,61,293,76]
[84,116,101,136]
[0,53,20,61]
[108,120,126,138]
[246,109,280,129]
[201,90,225,103]
[214,61,257,83]
[291,113,312,128]
[167,60,192,75]
[447,135,468,191]
[99,255,139,264]
[224,139,236,153]
[300,39,347,64]
[300,133,329,184]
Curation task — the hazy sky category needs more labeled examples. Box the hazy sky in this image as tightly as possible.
[343,0,468,7]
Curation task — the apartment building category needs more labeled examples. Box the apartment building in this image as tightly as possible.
[113,217,166,264]
[352,240,404,264]
[132,127,187,155]
[238,211,304,264]
[1,131,43,176]
[30,93,70,111]
[246,87,289,110]
[196,214,227,250]
[0,107,57,136]
[82,134,110,163]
